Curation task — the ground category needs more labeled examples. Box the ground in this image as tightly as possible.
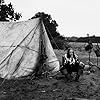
[0,72,100,100]
[0,42,100,100]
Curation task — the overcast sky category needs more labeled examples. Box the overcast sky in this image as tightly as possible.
[6,0,100,37]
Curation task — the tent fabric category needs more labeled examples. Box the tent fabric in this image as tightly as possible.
[0,18,60,79]
[42,22,59,72]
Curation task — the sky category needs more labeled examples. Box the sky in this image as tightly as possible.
[6,0,100,37]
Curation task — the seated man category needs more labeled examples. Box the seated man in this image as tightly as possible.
[60,48,84,81]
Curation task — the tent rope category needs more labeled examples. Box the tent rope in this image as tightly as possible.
[42,22,60,64]
[44,23,60,50]
[0,45,39,53]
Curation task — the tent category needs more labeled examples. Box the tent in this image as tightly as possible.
[0,18,60,79]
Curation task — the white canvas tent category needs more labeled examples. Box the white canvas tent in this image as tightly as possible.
[0,18,60,79]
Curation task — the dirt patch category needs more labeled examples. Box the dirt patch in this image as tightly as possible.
[0,72,100,100]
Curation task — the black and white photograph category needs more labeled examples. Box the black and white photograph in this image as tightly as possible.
[0,0,99,100]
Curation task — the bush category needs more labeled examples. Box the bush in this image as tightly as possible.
[51,39,70,50]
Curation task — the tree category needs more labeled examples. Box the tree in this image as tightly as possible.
[31,12,68,49]
[0,0,22,21]
[31,12,60,39]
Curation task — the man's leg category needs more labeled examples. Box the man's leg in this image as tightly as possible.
[75,63,82,81]
[66,64,73,81]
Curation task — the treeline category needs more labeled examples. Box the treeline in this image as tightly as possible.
[0,0,99,49]
[31,12,70,50]
[67,36,100,43]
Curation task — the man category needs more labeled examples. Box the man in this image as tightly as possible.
[60,48,84,81]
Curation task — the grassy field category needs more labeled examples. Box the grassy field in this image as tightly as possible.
[55,42,100,66]
[0,42,100,100]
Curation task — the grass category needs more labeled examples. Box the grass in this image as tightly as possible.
[0,42,100,100]
[55,42,100,66]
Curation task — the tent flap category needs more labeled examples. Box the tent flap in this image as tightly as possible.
[0,18,60,79]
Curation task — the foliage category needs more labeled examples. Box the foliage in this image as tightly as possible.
[0,0,22,21]
[66,36,100,43]
[31,12,60,39]
[67,36,78,42]
[51,37,70,50]
[31,12,68,49]
[77,36,100,43]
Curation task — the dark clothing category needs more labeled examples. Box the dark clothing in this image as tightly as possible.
[60,57,83,81]
[61,61,80,74]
